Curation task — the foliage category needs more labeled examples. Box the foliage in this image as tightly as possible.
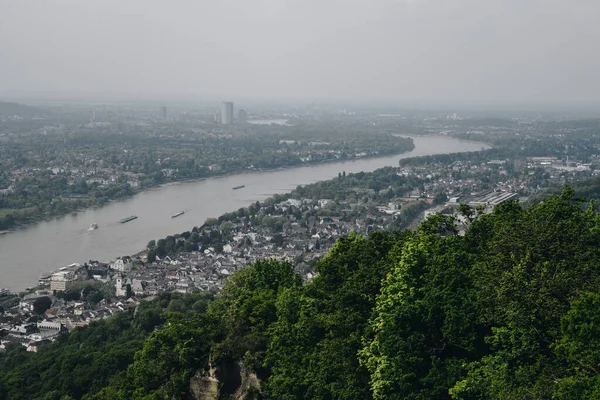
[264,231,410,399]
[5,189,600,399]
[91,313,215,400]
[208,259,302,375]
[0,293,211,400]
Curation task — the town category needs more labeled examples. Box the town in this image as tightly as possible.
[2,1,600,398]
[0,101,414,231]
[2,143,598,352]
[3,102,600,353]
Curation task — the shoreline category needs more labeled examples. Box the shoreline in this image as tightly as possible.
[6,137,493,293]
[397,133,494,149]
[2,146,416,234]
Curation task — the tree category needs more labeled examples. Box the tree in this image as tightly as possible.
[55,290,80,302]
[271,233,284,247]
[209,259,301,375]
[87,291,104,305]
[360,221,478,400]
[125,284,134,300]
[33,296,52,315]
[451,189,600,399]
[204,217,218,227]
[432,190,448,205]
[553,292,600,399]
[220,221,234,235]
[265,231,410,400]
[115,313,213,399]
[155,238,167,258]
[183,240,196,252]
[146,249,156,263]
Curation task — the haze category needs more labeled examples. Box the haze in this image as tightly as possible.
[1,0,599,106]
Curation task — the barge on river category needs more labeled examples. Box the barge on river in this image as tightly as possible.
[119,215,138,224]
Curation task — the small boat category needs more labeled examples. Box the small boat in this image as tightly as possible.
[171,211,185,218]
[119,215,138,224]
[232,185,246,190]
[88,223,98,231]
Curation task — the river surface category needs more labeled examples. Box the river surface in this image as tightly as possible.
[0,136,489,292]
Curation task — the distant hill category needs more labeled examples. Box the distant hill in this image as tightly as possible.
[0,101,45,117]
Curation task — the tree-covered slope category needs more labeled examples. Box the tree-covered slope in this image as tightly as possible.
[0,293,214,400]
[3,188,600,399]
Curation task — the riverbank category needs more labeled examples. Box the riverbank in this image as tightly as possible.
[7,196,138,232]
[0,136,488,293]
[2,143,416,234]
[395,133,494,149]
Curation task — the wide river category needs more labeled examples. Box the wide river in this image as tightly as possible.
[0,136,489,292]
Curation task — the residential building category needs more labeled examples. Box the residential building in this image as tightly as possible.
[50,271,76,291]
[110,256,132,272]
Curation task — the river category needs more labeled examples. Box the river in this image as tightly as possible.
[0,136,489,292]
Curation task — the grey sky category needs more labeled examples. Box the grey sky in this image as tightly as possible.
[1,0,599,104]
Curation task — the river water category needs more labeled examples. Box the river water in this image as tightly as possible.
[0,136,489,291]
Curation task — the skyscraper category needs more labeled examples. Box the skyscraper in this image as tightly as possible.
[220,101,234,125]
[160,106,167,119]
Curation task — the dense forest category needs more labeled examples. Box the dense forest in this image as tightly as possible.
[2,188,600,399]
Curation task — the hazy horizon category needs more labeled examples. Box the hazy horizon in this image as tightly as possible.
[2,0,600,107]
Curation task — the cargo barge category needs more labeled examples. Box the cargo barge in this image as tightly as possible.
[119,215,138,224]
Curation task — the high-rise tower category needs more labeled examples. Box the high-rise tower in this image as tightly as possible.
[220,101,234,125]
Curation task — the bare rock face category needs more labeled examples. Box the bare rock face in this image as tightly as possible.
[230,363,261,400]
[190,362,262,400]
[189,367,219,400]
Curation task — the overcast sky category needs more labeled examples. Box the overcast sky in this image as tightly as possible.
[1,0,599,105]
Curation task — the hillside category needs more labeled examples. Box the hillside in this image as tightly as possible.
[2,188,600,399]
